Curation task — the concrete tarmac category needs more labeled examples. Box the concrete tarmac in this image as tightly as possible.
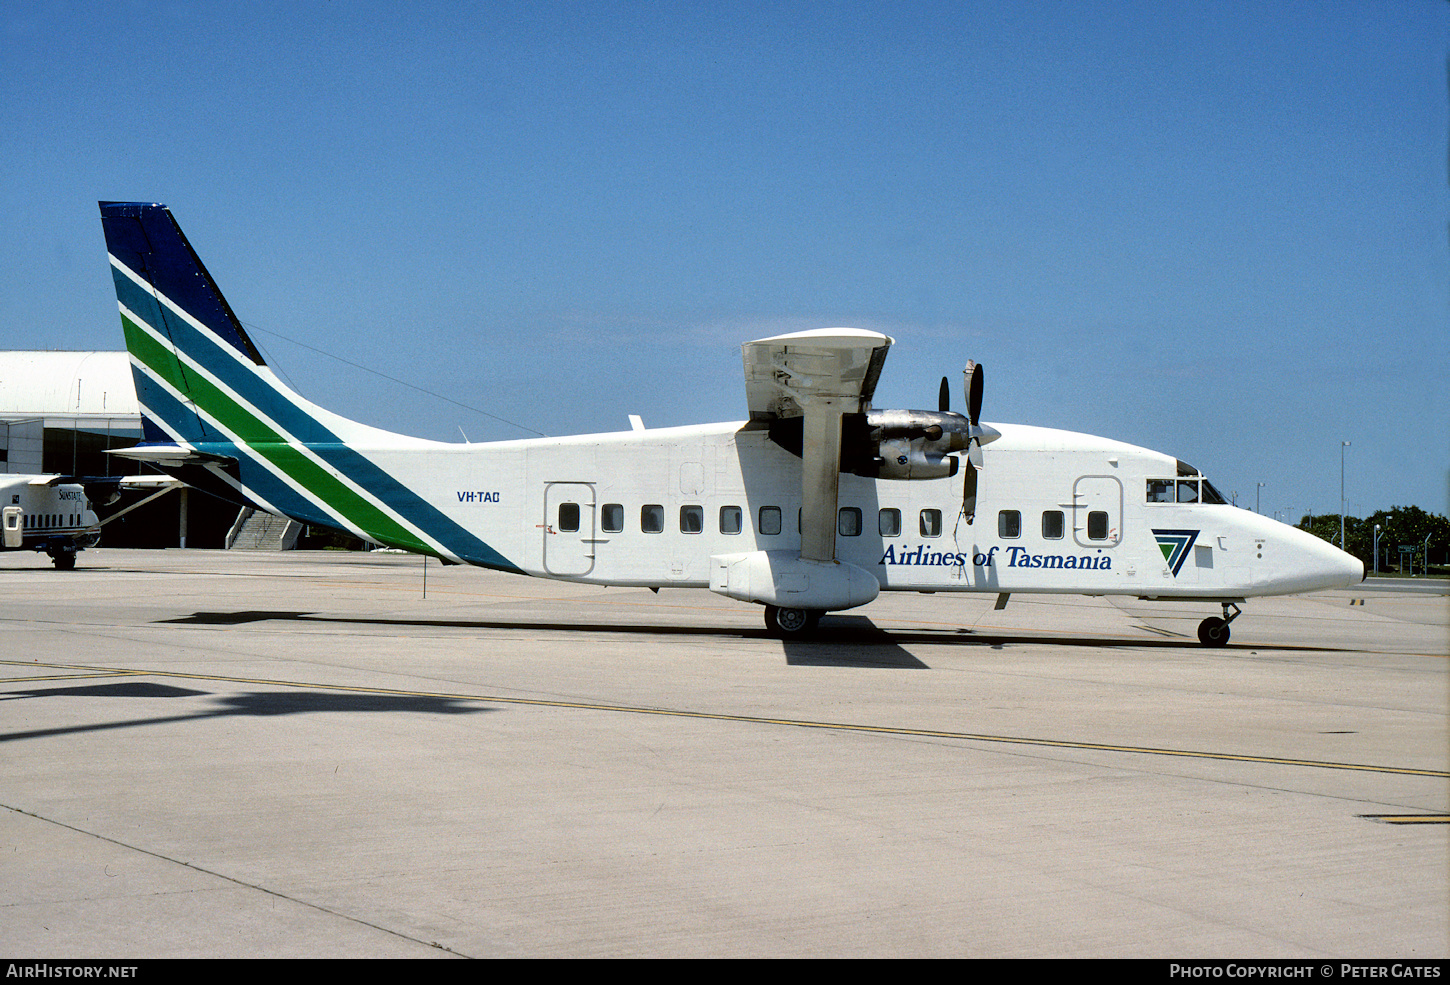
[1,549,1445,958]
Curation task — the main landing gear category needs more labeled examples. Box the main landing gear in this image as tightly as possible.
[47,546,77,570]
[1197,602,1241,647]
[764,605,822,638]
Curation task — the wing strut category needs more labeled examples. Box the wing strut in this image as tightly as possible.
[800,401,845,562]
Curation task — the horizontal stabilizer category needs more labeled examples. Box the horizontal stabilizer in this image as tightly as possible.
[109,444,236,466]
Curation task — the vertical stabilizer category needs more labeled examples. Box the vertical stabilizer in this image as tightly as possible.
[97,201,517,571]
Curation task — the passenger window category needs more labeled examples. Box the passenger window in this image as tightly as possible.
[1042,511,1064,539]
[641,504,664,533]
[719,505,742,535]
[879,508,901,537]
[557,503,580,533]
[758,506,782,536]
[1177,480,1200,504]
[601,503,623,533]
[1147,480,1174,503]
[920,509,942,538]
[680,505,703,534]
[998,510,1021,539]
[1088,511,1109,540]
[838,507,862,537]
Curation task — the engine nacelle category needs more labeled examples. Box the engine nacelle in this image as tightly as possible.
[872,437,959,480]
[847,409,972,480]
[765,407,993,481]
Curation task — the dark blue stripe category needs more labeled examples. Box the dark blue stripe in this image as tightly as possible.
[131,373,205,446]
[100,203,263,366]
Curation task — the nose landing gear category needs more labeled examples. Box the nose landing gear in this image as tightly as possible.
[1198,602,1241,647]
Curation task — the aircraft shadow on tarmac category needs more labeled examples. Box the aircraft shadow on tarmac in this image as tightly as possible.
[0,681,489,744]
[153,609,1353,659]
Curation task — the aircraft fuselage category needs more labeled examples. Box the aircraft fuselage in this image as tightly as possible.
[164,419,1359,602]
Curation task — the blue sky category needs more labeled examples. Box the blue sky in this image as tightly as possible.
[3,0,1446,520]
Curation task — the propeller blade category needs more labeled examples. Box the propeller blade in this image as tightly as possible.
[961,360,984,523]
[965,361,983,427]
[962,459,978,524]
[938,376,950,413]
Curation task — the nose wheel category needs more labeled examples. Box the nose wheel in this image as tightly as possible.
[764,605,822,638]
[1197,602,1241,647]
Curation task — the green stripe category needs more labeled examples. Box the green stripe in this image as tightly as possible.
[125,314,432,554]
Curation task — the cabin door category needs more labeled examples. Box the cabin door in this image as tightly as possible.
[2,507,21,548]
[542,482,597,577]
[1072,475,1123,549]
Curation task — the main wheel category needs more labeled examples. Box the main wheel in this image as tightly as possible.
[1197,616,1230,647]
[51,551,76,571]
[763,605,821,638]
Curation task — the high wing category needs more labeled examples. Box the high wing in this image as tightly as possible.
[741,328,893,562]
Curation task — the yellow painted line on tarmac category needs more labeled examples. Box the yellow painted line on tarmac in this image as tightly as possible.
[0,670,142,684]
[4,659,1445,779]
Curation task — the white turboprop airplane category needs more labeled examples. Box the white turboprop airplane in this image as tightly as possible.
[99,202,1363,645]
[1,475,101,568]
[1,472,179,568]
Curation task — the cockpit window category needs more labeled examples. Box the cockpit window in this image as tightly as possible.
[1149,473,1228,505]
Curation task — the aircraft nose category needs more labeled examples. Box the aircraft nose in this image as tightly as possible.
[1317,537,1363,590]
[1268,522,1364,594]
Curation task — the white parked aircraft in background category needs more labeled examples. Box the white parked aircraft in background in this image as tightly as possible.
[1,475,101,568]
[1,472,178,568]
[99,202,1363,644]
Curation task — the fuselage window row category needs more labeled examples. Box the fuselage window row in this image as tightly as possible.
[564,503,964,540]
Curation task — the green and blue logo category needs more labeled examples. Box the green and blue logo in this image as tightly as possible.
[1152,529,1200,576]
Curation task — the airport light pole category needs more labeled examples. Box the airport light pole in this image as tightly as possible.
[1340,441,1350,548]
[1256,482,1265,514]
[1373,524,1383,576]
